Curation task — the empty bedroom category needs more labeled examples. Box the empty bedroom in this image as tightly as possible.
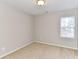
[0,0,78,59]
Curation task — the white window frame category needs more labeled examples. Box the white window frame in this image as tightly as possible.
[60,16,75,38]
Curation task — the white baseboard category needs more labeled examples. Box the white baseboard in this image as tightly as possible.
[35,41,78,50]
[0,41,33,58]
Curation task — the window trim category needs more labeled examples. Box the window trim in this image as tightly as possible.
[60,16,75,39]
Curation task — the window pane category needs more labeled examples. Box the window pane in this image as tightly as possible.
[60,16,75,38]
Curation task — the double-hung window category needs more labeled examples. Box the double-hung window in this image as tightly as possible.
[60,16,75,38]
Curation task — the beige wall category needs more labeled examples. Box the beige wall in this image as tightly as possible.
[0,3,34,56]
[35,8,78,49]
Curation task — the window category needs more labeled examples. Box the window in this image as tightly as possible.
[60,16,75,38]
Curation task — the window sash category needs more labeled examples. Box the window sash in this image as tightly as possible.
[60,16,75,38]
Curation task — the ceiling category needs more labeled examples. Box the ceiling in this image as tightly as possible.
[0,0,78,15]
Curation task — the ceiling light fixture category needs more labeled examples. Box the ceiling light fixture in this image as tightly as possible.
[35,0,46,6]
[37,0,45,6]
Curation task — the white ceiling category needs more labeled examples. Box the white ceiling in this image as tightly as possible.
[0,0,78,15]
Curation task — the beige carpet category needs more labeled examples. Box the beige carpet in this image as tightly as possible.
[1,42,78,59]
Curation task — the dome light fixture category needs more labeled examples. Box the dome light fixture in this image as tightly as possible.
[36,0,45,6]
[37,0,45,6]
